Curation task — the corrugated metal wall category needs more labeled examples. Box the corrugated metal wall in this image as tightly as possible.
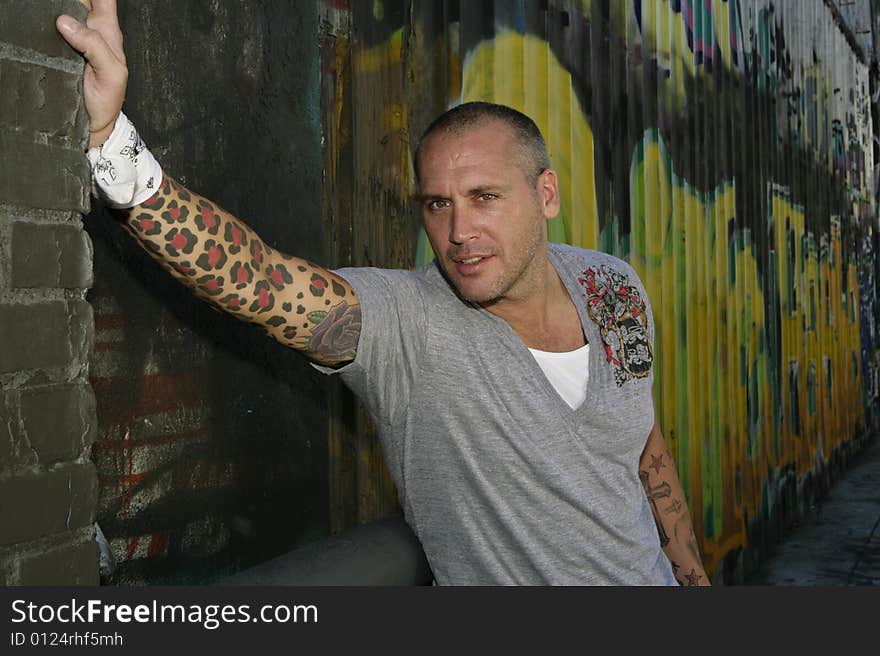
[320,0,879,576]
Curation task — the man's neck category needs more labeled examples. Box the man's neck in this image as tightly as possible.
[482,258,585,352]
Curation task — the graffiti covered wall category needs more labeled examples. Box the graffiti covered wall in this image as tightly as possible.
[321,0,879,579]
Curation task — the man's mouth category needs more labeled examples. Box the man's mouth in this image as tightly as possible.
[451,254,494,274]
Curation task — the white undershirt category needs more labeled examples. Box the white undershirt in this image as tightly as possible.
[527,343,590,410]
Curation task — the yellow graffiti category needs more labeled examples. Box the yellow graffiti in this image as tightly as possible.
[634,0,692,103]
[630,131,864,572]
[769,192,862,477]
[631,131,769,569]
[712,0,741,71]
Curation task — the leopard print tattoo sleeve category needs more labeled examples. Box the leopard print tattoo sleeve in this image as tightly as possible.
[121,175,361,366]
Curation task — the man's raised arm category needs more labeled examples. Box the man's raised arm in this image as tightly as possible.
[57,0,360,367]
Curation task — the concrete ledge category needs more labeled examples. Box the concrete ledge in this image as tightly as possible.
[219,514,433,586]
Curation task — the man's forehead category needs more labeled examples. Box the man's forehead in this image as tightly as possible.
[419,123,519,173]
[415,119,530,195]
[421,118,516,150]
[418,153,514,191]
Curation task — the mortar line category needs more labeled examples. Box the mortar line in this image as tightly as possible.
[0,42,83,75]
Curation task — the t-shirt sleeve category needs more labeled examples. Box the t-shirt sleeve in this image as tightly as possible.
[311,267,429,428]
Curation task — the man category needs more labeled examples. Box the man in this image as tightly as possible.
[57,0,709,585]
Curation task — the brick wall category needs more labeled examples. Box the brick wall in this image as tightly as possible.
[0,0,99,585]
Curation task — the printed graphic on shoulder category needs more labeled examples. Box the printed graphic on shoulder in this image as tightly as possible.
[578,264,653,386]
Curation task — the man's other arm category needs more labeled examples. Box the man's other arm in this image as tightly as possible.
[638,420,711,586]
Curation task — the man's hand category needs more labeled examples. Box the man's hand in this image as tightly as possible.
[56,0,127,149]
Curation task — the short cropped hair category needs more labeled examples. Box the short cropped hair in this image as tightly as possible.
[414,101,551,186]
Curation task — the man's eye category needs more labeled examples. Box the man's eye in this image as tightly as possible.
[478,193,497,201]
[427,200,449,211]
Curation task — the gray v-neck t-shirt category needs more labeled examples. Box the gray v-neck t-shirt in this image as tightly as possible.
[322,243,676,585]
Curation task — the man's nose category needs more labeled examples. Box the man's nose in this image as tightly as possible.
[449,205,480,244]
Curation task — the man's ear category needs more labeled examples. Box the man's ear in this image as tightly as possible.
[538,168,561,220]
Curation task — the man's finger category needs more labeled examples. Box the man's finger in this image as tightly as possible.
[91,0,116,16]
[84,0,123,62]
[56,15,119,71]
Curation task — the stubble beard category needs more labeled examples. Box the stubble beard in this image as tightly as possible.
[450,216,546,306]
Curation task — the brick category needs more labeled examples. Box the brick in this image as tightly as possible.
[20,383,96,463]
[0,0,87,62]
[0,462,98,545]
[0,60,87,138]
[11,222,93,289]
[17,536,99,585]
[59,228,94,288]
[0,301,93,373]
[0,132,89,212]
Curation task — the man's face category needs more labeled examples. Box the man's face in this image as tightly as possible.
[417,121,559,305]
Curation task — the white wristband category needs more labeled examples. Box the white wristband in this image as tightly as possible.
[87,112,163,209]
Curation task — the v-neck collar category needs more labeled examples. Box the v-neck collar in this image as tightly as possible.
[470,246,599,419]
